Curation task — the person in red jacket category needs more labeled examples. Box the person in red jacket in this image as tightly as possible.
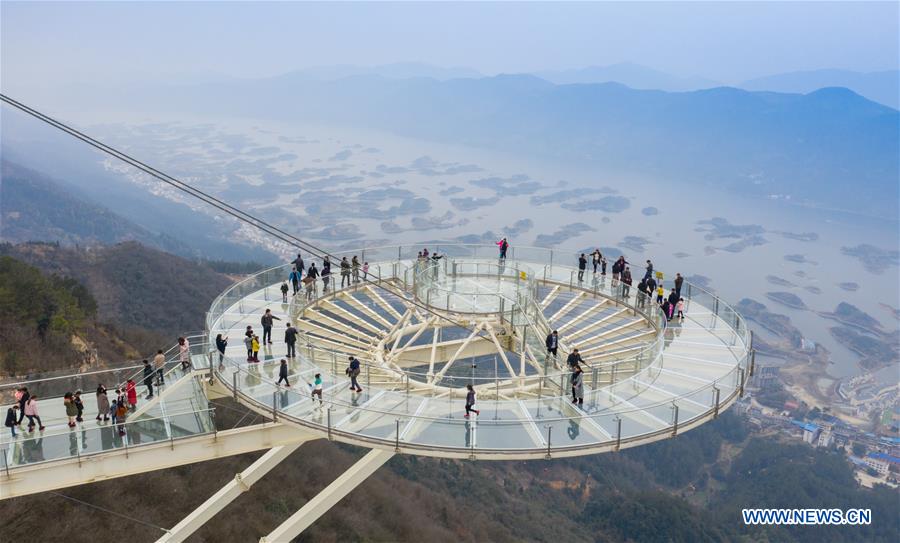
[125,379,138,409]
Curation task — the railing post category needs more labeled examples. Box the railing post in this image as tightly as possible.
[232,371,238,401]
[272,391,278,421]
[671,403,679,436]
[545,426,552,459]
[615,416,622,451]
[395,419,401,452]
[591,367,598,389]
[327,407,333,440]
[739,368,746,397]
[750,349,756,377]
[713,387,721,418]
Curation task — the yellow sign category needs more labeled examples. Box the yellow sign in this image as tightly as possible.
[519,271,527,280]
[655,271,664,280]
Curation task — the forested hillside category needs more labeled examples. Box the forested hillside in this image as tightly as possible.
[0,241,234,337]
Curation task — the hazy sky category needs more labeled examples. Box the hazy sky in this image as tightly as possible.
[2,1,898,93]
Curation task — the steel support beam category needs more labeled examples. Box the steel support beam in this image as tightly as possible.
[158,442,310,542]
[259,449,394,542]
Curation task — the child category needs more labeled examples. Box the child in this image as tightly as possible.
[277,358,291,387]
[244,334,253,361]
[64,392,78,428]
[73,390,84,422]
[115,400,128,436]
[310,373,323,407]
[677,297,685,322]
[362,262,369,281]
[110,399,119,426]
[5,404,19,437]
[251,334,260,362]
[281,280,289,303]
[656,283,665,305]
[464,384,480,418]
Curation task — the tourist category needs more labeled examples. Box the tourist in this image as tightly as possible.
[178,336,191,371]
[24,394,44,432]
[281,280,289,303]
[497,237,509,260]
[96,385,110,422]
[311,373,323,407]
[216,334,228,369]
[566,348,583,371]
[637,277,649,307]
[276,359,291,387]
[6,405,19,438]
[591,249,602,274]
[656,282,665,305]
[352,255,361,283]
[577,253,587,282]
[289,267,301,295]
[126,378,138,409]
[646,274,657,302]
[422,247,430,259]
[261,308,281,345]
[251,334,260,362]
[571,366,584,406]
[622,266,633,297]
[321,258,331,292]
[677,297,686,322]
[15,387,29,426]
[600,254,608,275]
[644,259,654,280]
[545,330,559,358]
[340,256,351,287]
[154,349,166,385]
[143,360,155,399]
[464,384,480,418]
[305,264,318,300]
[64,392,78,428]
[611,256,622,284]
[661,298,672,322]
[292,253,305,275]
[73,390,84,422]
[674,273,684,298]
[347,356,362,393]
[244,334,254,361]
[284,322,298,358]
[362,262,369,280]
[115,399,128,435]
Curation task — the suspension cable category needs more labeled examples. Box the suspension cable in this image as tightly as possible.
[0,94,514,354]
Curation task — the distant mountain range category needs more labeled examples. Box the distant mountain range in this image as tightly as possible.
[117,73,898,216]
[740,69,899,110]
[535,62,720,92]
[262,62,899,109]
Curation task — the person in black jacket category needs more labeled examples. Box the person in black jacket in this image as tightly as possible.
[276,358,291,387]
[6,405,19,438]
[216,334,228,369]
[284,323,298,358]
[142,360,155,399]
[566,349,583,370]
[261,309,281,345]
[577,254,587,282]
[464,384,480,417]
[292,254,305,275]
[545,330,559,358]
[347,356,362,392]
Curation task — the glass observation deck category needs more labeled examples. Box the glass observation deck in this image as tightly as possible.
[205,244,752,459]
[0,336,215,471]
